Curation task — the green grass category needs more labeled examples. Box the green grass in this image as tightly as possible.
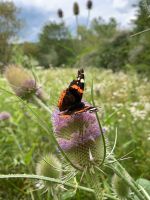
[0,67,150,199]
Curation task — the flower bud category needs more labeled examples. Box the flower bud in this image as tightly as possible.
[112,174,130,199]
[5,65,48,102]
[36,154,62,189]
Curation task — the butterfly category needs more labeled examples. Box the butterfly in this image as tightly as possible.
[58,69,97,117]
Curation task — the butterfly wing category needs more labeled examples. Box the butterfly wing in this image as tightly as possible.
[58,69,85,112]
[69,69,84,102]
[58,89,76,111]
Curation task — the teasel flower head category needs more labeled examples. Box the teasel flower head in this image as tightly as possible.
[73,2,79,16]
[87,0,93,10]
[52,104,105,171]
[52,103,106,200]
[5,65,48,102]
[36,154,62,190]
[112,174,130,199]
[57,9,63,19]
[0,112,11,121]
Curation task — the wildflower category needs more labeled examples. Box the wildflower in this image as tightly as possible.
[0,112,11,121]
[52,104,104,170]
[5,65,47,102]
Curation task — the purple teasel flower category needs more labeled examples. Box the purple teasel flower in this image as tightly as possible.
[52,105,105,169]
[0,112,11,121]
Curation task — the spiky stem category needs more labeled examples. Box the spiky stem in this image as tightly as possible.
[33,95,52,115]
[76,16,79,38]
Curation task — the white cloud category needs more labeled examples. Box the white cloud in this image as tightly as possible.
[112,0,128,9]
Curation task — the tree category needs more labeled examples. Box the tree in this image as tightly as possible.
[133,0,150,32]
[38,22,74,67]
[130,0,150,76]
[91,17,117,39]
[96,31,131,71]
[0,1,21,65]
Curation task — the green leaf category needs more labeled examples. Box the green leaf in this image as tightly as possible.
[61,190,76,200]
[136,178,150,195]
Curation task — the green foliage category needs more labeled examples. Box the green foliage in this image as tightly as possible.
[0,1,21,66]
[91,17,117,38]
[136,178,150,195]
[133,0,150,32]
[10,45,39,68]
[96,31,130,71]
[38,22,75,67]
[0,68,150,199]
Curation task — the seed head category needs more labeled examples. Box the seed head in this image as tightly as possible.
[5,65,47,102]
[73,2,80,16]
[57,9,63,18]
[87,0,93,10]
[112,174,130,199]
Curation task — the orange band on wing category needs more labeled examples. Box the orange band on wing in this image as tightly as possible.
[58,90,66,108]
[71,85,83,93]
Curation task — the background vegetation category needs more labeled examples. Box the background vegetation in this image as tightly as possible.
[0,0,150,199]
[0,0,150,77]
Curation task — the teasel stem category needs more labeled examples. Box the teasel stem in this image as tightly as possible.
[0,174,94,192]
[91,80,106,166]
[110,159,150,200]
[0,174,119,199]
[87,9,90,28]
[33,95,52,115]
[76,16,79,37]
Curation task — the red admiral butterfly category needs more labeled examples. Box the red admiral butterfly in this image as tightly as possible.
[58,69,97,117]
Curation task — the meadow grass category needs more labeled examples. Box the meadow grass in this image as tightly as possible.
[0,67,150,199]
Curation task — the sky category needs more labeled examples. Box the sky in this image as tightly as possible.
[9,0,139,42]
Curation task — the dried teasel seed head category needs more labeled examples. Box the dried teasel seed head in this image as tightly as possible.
[73,2,79,16]
[57,9,63,18]
[5,65,48,102]
[87,0,93,10]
